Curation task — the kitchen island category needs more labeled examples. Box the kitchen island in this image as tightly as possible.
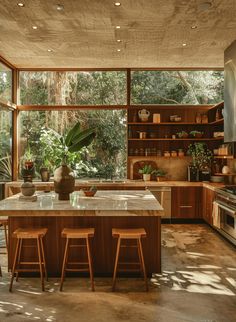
[0,190,164,276]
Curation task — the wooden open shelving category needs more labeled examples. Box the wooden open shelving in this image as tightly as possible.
[128,137,224,141]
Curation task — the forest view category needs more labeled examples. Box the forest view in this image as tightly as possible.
[0,69,224,180]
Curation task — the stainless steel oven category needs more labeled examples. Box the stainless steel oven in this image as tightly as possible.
[217,202,236,240]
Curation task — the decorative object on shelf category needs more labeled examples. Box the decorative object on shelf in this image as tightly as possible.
[201,114,208,123]
[218,144,230,155]
[178,149,184,157]
[54,121,96,200]
[172,134,176,139]
[176,131,188,138]
[222,165,230,174]
[187,142,213,182]
[152,169,167,182]
[138,109,150,122]
[170,115,181,122]
[195,112,202,124]
[213,131,224,138]
[215,108,223,121]
[171,151,177,157]
[20,181,36,197]
[137,131,147,139]
[83,186,97,197]
[210,176,224,183]
[213,149,219,155]
[149,132,157,138]
[189,131,204,138]
[153,113,161,123]
[164,151,170,157]
[138,164,154,181]
[132,110,138,122]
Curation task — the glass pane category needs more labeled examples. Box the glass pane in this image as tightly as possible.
[131,70,224,105]
[0,106,12,181]
[19,110,127,180]
[19,71,127,105]
[0,62,12,102]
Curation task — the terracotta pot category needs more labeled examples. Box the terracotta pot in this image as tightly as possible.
[54,164,75,200]
[40,167,50,182]
[21,181,35,196]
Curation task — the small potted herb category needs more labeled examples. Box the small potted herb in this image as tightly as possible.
[190,130,203,138]
[152,169,167,182]
[176,131,188,138]
[138,164,154,181]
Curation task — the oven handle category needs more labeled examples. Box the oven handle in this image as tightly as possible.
[217,202,236,216]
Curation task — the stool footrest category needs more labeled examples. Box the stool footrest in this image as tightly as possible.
[65,268,89,272]
[117,269,142,272]
[14,269,44,272]
[118,262,141,266]
[67,262,89,265]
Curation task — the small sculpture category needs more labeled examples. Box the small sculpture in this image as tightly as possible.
[138,109,150,122]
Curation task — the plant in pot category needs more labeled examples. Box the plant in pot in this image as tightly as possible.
[187,142,213,182]
[152,169,167,182]
[40,157,52,182]
[21,146,35,182]
[54,122,96,200]
[138,164,154,181]
[189,130,204,138]
[176,131,188,138]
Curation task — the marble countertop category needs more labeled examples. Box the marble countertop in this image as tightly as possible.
[0,190,164,217]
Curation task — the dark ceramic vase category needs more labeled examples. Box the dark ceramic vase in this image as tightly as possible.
[54,164,75,200]
[40,167,50,182]
[187,165,199,182]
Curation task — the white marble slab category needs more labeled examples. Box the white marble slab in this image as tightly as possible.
[0,190,164,217]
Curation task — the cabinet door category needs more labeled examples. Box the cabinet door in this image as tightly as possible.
[171,187,202,218]
[202,187,215,225]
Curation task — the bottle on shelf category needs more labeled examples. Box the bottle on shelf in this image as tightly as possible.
[215,108,222,121]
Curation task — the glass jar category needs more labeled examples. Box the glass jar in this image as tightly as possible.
[164,151,170,157]
[171,150,177,157]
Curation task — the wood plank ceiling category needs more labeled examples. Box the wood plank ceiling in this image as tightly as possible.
[0,0,235,68]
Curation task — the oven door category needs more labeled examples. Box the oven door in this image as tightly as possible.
[218,203,236,239]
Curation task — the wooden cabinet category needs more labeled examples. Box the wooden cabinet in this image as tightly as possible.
[171,187,202,218]
[202,187,215,225]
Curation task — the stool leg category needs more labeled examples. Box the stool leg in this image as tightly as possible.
[137,239,143,276]
[9,238,20,292]
[86,237,94,291]
[138,238,148,291]
[16,238,23,282]
[4,223,8,254]
[37,237,44,291]
[112,237,121,291]
[60,238,69,292]
[40,237,48,281]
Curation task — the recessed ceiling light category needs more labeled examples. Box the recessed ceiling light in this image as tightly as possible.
[17,2,25,7]
[182,43,187,47]
[191,25,197,29]
[47,49,53,52]
[56,4,64,11]
[32,26,38,30]
[114,2,121,6]
[117,39,121,42]
[117,49,121,52]
[116,25,121,29]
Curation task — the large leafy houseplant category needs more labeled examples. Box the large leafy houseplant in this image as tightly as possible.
[54,122,96,200]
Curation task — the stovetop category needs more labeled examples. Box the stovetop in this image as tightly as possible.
[216,185,236,203]
[220,186,236,195]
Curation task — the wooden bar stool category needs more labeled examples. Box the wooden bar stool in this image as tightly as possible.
[60,228,95,291]
[9,228,48,292]
[112,228,148,291]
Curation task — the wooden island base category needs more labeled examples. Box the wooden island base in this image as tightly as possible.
[8,216,161,277]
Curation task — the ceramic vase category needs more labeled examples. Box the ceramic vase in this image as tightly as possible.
[54,164,75,200]
[40,167,50,182]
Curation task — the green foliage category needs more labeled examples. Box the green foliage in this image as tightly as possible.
[187,143,213,168]
[152,169,167,177]
[189,131,203,137]
[138,164,154,175]
[176,131,188,138]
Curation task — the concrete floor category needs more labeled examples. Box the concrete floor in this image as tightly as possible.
[0,224,236,322]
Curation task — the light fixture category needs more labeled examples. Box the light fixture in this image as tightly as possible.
[117,49,121,52]
[32,26,38,30]
[117,39,121,42]
[116,25,121,29]
[17,2,25,7]
[47,49,53,52]
[114,2,121,6]
[56,4,64,11]
[191,25,197,29]
[182,43,187,47]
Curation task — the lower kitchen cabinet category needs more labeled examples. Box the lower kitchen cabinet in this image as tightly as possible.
[171,187,202,218]
[202,187,215,225]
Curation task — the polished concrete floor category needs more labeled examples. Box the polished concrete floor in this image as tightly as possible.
[0,224,236,322]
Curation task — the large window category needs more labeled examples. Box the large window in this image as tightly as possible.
[19,71,127,105]
[0,106,12,181]
[131,70,224,105]
[19,110,127,180]
[0,62,12,103]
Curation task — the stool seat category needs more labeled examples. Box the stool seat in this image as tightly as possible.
[13,228,47,239]
[62,228,94,239]
[112,228,146,239]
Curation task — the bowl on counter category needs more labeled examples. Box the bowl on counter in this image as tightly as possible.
[83,190,97,197]
[210,176,224,183]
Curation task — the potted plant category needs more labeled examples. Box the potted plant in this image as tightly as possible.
[190,130,204,138]
[54,122,96,200]
[138,164,154,181]
[21,146,35,181]
[40,158,52,182]
[187,143,213,181]
[176,131,188,138]
[152,169,167,182]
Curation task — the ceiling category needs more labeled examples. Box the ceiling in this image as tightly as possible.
[0,0,235,69]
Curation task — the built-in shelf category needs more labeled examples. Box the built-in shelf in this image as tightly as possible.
[127,119,224,125]
[210,118,224,125]
[214,173,236,176]
[213,155,234,159]
[128,137,224,141]
[128,155,189,158]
